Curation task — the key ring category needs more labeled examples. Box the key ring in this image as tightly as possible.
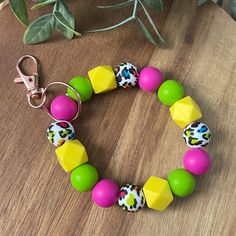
[14,55,82,122]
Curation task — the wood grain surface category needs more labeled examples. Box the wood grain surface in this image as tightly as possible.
[0,1,236,235]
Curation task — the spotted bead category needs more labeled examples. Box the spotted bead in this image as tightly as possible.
[118,184,145,212]
[47,121,75,147]
[183,122,211,148]
[114,62,139,88]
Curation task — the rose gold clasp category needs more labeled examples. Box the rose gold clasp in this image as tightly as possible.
[14,55,43,99]
[14,55,82,122]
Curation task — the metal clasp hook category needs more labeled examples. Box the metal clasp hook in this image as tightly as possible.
[14,55,82,121]
[14,55,43,99]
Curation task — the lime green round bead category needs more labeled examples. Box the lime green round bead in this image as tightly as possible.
[70,164,99,192]
[67,76,93,102]
[167,168,195,197]
[157,80,184,106]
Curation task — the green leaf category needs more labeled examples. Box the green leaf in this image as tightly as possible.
[87,16,133,33]
[9,0,29,26]
[197,0,208,6]
[232,0,236,20]
[97,0,133,9]
[53,0,76,39]
[143,0,163,11]
[137,17,157,46]
[53,11,81,37]
[216,0,223,7]
[23,14,56,44]
[32,0,58,10]
[138,0,165,43]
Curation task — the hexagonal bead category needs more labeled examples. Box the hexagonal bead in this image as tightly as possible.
[169,96,202,128]
[55,139,88,172]
[88,65,117,94]
[143,176,173,211]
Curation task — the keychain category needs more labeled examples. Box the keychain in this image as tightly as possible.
[14,55,82,121]
[15,55,212,212]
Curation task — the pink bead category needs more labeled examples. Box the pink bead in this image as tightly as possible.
[138,67,164,92]
[183,148,211,175]
[50,95,78,121]
[92,179,119,208]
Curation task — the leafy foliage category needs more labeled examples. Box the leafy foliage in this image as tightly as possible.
[90,0,165,46]
[4,0,236,45]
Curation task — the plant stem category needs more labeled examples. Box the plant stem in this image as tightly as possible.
[132,0,138,19]
[87,16,133,32]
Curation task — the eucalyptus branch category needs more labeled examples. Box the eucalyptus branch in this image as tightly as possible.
[89,0,164,46]
[4,0,235,46]
[138,0,165,43]
[97,0,133,9]
[87,16,133,33]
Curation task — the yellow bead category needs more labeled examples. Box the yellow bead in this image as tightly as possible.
[169,96,202,128]
[55,140,88,172]
[88,65,117,94]
[143,176,173,211]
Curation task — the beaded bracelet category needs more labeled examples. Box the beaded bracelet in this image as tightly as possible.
[15,55,212,212]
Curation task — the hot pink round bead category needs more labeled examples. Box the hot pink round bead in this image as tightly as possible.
[50,95,78,121]
[92,179,119,208]
[138,67,164,92]
[183,148,211,175]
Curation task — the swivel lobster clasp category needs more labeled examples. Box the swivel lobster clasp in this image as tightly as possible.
[14,55,43,99]
[14,54,82,122]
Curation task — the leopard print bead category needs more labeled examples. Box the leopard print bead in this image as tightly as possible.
[47,121,75,147]
[118,184,145,212]
[183,122,211,148]
[114,62,139,88]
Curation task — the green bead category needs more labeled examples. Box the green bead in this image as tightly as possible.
[70,164,99,192]
[67,76,93,102]
[167,168,195,197]
[157,80,184,106]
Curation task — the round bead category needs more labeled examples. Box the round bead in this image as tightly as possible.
[50,95,78,121]
[67,76,93,102]
[157,80,184,106]
[183,122,211,148]
[92,179,119,208]
[118,184,145,212]
[70,164,99,192]
[167,168,195,197]
[114,62,139,88]
[138,67,164,92]
[183,148,211,175]
[47,121,75,146]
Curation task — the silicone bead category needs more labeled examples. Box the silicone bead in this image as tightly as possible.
[67,76,93,102]
[118,184,145,212]
[183,148,211,175]
[183,122,211,148]
[47,121,75,147]
[50,95,78,121]
[167,168,195,197]
[92,179,119,208]
[88,65,117,94]
[143,176,173,211]
[55,139,88,172]
[114,62,139,88]
[70,163,99,192]
[138,67,164,92]
[157,80,184,106]
[170,96,202,128]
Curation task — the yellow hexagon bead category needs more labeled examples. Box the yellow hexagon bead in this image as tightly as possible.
[143,176,173,211]
[88,65,117,94]
[169,96,202,128]
[55,140,88,172]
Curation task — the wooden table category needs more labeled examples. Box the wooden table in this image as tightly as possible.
[0,1,236,235]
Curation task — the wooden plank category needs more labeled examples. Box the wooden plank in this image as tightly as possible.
[0,0,235,235]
